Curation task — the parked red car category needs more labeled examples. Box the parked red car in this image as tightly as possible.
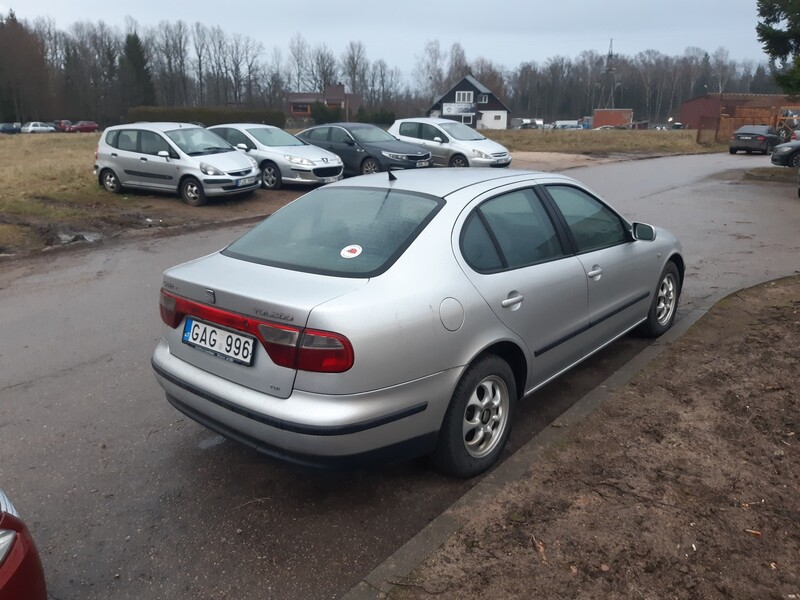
[54,119,73,132]
[66,120,99,133]
[0,488,47,600]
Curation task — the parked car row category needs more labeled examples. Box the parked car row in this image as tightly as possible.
[0,120,100,133]
[94,118,513,205]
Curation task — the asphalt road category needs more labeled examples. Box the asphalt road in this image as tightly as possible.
[1,154,799,600]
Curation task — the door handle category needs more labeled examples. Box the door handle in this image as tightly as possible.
[587,267,603,279]
[501,293,524,308]
[140,157,148,162]
[111,152,118,156]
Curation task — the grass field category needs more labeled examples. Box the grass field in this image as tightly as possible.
[0,128,728,255]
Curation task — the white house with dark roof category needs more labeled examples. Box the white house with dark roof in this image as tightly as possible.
[427,74,511,130]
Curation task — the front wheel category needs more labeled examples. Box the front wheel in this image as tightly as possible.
[261,162,282,189]
[790,152,800,168]
[433,355,516,478]
[361,157,380,175]
[449,155,469,167]
[180,177,206,206]
[638,262,680,338]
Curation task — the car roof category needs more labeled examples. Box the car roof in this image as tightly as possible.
[106,122,202,133]
[323,168,576,200]
[210,123,279,130]
[394,117,457,125]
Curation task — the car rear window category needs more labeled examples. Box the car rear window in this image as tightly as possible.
[222,187,444,277]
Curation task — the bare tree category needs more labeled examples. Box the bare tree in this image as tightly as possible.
[262,47,289,109]
[710,47,735,93]
[341,40,369,95]
[445,42,468,88]
[414,40,446,101]
[308,43,338,95]
[365,58,401,108]
[288,33,309,92]
[191,22,209,105]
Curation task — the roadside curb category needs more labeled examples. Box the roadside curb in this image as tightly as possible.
[340,278,786,600]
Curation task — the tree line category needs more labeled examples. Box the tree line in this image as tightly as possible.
[0,10,782,126]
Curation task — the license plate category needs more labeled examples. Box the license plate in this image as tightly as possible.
[321,176,338,183]
[739,136,752,140]
[237,176,257,187]
[182,318,255,366]
[416,160,430,168]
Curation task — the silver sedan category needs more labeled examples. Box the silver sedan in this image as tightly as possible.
[152,169,684,477]
[208,123,344,189]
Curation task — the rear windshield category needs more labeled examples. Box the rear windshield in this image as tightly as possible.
[222,187,444,277]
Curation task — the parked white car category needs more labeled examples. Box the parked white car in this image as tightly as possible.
[21,122,56,133]
[388,117,511,168]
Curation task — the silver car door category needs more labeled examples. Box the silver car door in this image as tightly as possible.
[455,186,590,392]
[544,184,653,348]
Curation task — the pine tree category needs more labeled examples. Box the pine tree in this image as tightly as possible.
[119,32,156,110]
[756,0,800,93]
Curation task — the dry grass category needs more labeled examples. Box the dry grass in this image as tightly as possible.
[484,128,725,155]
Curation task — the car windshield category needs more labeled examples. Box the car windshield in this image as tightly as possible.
[247,127,305,147]
[166,127,233,156]
[440,122,485,141]
[349,126,397,144]
[222,187,443,277]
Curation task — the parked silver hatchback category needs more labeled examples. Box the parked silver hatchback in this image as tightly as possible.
[152,168,684,477]
[94,122,260,205]
[388,117,511,168]
[208,123,344,189]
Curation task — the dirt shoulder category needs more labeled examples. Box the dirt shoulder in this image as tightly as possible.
[388,276,800,599]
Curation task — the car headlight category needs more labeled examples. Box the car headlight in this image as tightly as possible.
[247,156,258,168]
[775,146,793,153]
[472,149,492,160]
[381,151,405,161]
[200,162,224,176]
[284,155,313,166]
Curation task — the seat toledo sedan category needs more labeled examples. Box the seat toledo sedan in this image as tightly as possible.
[152,169,684,477]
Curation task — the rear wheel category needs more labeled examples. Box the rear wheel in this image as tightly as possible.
[261,161,282,189]
[449,154,469,167]
[180,177,206,206]
[433,354,516,478]
[729,148,737,154]
[791,152,800,168]
[361,157,380,175]
[101,169,123,194]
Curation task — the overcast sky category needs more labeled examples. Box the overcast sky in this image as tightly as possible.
[2,0,769,81]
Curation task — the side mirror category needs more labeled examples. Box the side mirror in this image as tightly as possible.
[433,136,443,143]
[237,143,249,151]
[157,150,170,160]
[632,222,656,241]
[345,139,355,146]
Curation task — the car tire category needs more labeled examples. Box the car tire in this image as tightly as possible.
[449,155,469,167]
[791,153,800,168]
[180,177,207,206]
[638,261,680,338]
[432,354,516,478]
[261,162,282,190]
[729,148,736,154]
[361,157,380,175]
[100,169,124,194]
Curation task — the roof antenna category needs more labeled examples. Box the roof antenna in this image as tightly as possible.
[388,170,397,181]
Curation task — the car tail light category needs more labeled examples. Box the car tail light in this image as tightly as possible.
[756,135,766,141]
[729,135,735,141]
[792,131,798,141]
[159,289,354,373]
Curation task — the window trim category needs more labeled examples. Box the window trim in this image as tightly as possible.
[455,90,474,103]
[477,94,489,104]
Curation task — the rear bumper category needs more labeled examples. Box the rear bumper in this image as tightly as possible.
[151,339,462,468]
